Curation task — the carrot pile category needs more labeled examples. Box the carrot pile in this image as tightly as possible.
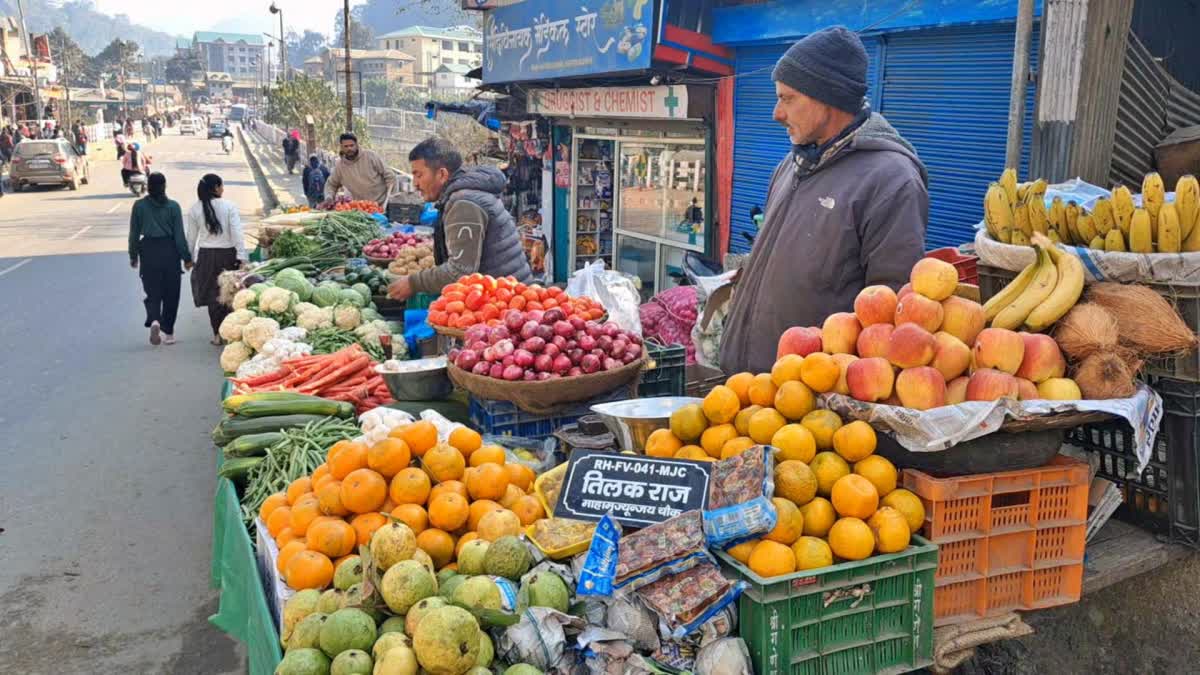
[231,344,392,413]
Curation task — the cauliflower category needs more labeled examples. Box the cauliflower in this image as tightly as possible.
[218,309,257,341]
[279,326,308,342]
[297,307,334,330]
[232,289,258,311]
[259,287,297,315]
[354,319,394,345]
[220,341,253,372]
[293,302,318,317]
[333,304,362,330]
[242,317,281,350]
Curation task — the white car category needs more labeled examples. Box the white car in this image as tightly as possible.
[179,118,198,135]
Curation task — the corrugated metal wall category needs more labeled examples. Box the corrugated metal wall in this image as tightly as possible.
[728,39,881,253]
[1130,0,1200,93]
[1109,33,1170,187]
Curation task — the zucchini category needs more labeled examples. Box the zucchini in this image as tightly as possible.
[222,391,327,414]
[212,413,332,446]
[234,399,355,419]
[223,431,285,458]
[218,457,262,482]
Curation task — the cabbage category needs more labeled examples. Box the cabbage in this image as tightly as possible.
[249,282,272,298]
[361,307,382,322]
[274,267,306,284]
[351,283,372,304]
[276,274,313,302]
[339,288,367,308]
[311,285,341,308]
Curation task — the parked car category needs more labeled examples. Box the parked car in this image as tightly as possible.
[9,139,89,191]
[179,117,198,135]
[207,121,228,139]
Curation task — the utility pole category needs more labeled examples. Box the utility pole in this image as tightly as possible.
[343,0,353,131]
[15,0,42,122]
[1005,0,1034,169]
[120,42,129,121]
[62,39,71,129]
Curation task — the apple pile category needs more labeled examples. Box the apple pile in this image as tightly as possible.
[362,231,432,259]
[778,257,1082,410]
[449,308,644,381]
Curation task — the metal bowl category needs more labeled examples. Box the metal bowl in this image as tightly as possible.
[590,396,702,453]
[376,357,453,401]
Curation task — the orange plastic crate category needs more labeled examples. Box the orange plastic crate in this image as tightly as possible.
[903,456,1089,626]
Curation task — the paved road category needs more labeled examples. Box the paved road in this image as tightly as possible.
[0,129,258,674]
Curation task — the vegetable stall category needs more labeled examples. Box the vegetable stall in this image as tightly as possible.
[202,191,1199,675]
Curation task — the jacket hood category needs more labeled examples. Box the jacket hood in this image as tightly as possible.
[440,166,506,204]
[848,113,928,186]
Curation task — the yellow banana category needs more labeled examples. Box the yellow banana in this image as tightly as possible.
[1176,174,1199,239]
[1105,228,1127,252]
[1112,185,1134,236]
[1000,168,1018,208]
[1089,235,1106,249]
[983,182,1014,242]
[1028,178,1047,200]
[1017,182,1030,202]
[992,246,1059,330]
[1047,229,1063,245]
[1027,195,1049,235]
[1011,229,1031,246]
[983,254,1041,321]
[1049,197,1069,242]
[1184,211,1200,251]
[1014,196,1033,238]
[1143,172,1165,222]
[1025,233,1085,332]
[1091,198,1115,235]
[1158,203,1182,253]
[1075,213,1097,244]
[1129,208,1153,253]
[1065,201,1081,243]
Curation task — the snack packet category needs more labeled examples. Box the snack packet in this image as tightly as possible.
[703,445,776,547]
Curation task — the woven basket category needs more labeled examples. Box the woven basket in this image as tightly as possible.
[447,356,645,414]
[433,324,466,339]
[366,255,395,267]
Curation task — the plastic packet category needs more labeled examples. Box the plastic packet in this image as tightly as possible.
[652,640,698,672]
[481,434,559,473]
[577,514,621,597]
[697,606,737,647]
[636,562,746,639]
[567,260,643,335]
[703,446,777,547]
[694,637,753,675]
[614,510,712,593]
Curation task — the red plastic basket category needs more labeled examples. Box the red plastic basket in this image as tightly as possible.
[925,247,979,285]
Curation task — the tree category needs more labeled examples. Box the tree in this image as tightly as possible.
[286,30,327,69]
[166,52,203,102]
[93,38,138,85]
[333,7,375,50]
[265,76,367,150]
[48,27,95,88]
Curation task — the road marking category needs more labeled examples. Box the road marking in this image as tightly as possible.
[67,225,92,240]
[0,258,32,277]
[106,202,123,214]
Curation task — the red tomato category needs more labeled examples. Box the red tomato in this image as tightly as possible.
[465,290,485,311]
[445,300,466,314]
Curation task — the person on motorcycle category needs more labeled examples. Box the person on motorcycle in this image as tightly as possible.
[282,130,301,174]
[122,143,149,187]
[221,128,234,154]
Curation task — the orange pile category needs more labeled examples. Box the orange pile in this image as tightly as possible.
[259,419,544,591]
[427,274,605,330]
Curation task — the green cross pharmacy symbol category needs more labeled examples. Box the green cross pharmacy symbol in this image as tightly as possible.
[663,87,680,118]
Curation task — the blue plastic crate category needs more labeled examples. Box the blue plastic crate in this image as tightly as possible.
[639,342,686,397]
[469,389,626,441]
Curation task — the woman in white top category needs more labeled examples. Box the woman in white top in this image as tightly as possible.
[186,173,247,344]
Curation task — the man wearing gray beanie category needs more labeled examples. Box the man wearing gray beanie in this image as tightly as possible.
[721,26,929,375]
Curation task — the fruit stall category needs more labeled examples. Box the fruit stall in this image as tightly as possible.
[200,190,1200,675]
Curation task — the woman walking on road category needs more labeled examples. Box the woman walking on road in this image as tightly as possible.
[186,173,246,345]
[128,173,192,345]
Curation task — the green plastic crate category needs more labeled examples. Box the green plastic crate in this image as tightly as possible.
[715,536,937,675]
[407,292,433,310]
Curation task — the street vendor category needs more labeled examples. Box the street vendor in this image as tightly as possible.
[323,132,394,208]
[387,137,532,301]
[719,26,928,374]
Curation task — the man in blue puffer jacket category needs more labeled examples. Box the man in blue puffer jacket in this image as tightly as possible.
[388,137,533,300]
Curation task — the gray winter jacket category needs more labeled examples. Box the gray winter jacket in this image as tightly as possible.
[719,112,928,374]
[409,166,533,294]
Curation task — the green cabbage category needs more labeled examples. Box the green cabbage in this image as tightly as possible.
[311,285,341,308]
[339,288,367,308]
[351,283,372,304]
[275,274,313,302]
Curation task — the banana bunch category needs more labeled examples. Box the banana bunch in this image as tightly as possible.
[983,232,1085,331]
[983,168,1047,244]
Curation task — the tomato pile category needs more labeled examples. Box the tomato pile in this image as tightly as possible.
[333,200,382,214]
[428,274,605,330]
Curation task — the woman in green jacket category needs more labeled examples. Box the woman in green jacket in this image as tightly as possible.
[128,172,193,345]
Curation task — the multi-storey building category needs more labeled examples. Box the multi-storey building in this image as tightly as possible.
[374,25,481,89]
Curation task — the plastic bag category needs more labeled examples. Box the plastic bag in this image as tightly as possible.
[614,511,712,593]
[498,607,584,671]
[640,286,698,364]
[577,514,621,597]
[606,596,661,652]
[703,446,777,548]
[694,637,753,675]
[567,260,643,335]
[691,271,737,369]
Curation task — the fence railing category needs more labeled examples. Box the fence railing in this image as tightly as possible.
[251,120,413,194]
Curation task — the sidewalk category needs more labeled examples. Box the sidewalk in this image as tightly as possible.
[238,127,307,210]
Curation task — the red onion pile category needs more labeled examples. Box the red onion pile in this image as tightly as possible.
[362,232,431,259]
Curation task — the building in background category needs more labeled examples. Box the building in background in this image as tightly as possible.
[319,48,416,85]
[432,62,478,94]
[189,31,275,85]
[1,16,59,123]
[374,25,481,89]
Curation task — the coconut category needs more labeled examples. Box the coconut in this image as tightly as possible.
[1073,352,1136,400]
[1054,303,1119,361]
[1086,283,1198,356]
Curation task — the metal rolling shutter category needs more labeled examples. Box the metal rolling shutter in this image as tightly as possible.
[878,23,1038,250]
[729,39,881,253]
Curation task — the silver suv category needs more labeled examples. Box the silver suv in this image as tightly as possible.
[10,139,90,190]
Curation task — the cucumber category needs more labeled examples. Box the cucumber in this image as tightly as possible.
[211,413,332,446]
[222,431,285,458]
[217,457,262,482]
[222,391,327,414]
[234,399,354,419]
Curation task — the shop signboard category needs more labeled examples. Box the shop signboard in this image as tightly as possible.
[528,85,690,119]
[554,449,712,528]
[483,0,654,84]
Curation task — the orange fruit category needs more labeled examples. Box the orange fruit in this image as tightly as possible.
[774,460,818,506]
[702,385,741,424]
[326,439,355,464]
[747,407,787,444]
[467,463,509,501]
[430,480,468,502]
[499,483,526,508]
[868,507,911,553]
[312,472,336,492]
[468,499,504,531]
[340,469,389,514]
[424,443,466,483]
[771,424,817,463]
[880,489,926,534]
[428,492,470,531]
[763,497,804,545]
[506,463,536,491]
[725,372,755,407]
[675,445,713,461]
[329,441,368,480]
[800,410,843,450]
[854,455,898,497]
[726,538,759,564]
[511,495,545,526]
[311,464,330,486]
[389,468,432,505]
[416,528,455,569]
[669,403,708,443]
[810,452,851,496]
[828,517,874,561]
[259,492,288,522]
[391,503,429,534]
[770,354,805,387]
[644,428,684,458]
[455,531,480,557]
[381,498,397,512]
[477,509,522,541]
[733,405,762,437]
[700,424,739,458]
[747,540,797,577]
[830,474,879,519]
[792,536,834,570]
[316,480,350,517]
[774,381,816,421]
[289,494,323,536]
[367,438,412,479]
[720,436,756,459]
[274,528,299,548]
[277,541,309,574]
[286,477,313,505]
[469,444,507,467]
[833,420,878,462]
[307,518,357,558]
[448,427,483,457]
[266,506,293,537]
[395,420,438,458]
[284,550,334,590]
[799,352,840,393]
[350,512,388,547]
[800,497,837,537]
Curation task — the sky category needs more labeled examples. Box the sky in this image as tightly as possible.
[92,0,367,39]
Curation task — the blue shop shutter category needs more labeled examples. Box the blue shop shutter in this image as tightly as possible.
[729,39,882,254]
[878,22,1039,250]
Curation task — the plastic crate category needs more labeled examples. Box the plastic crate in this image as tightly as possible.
[977,264,1200,382]
[639,342,687,397]
[407,292,433,310]
[926,247,978,285]
[468,388,626,441]
[902,456,1089,626]
[715,538,937,675]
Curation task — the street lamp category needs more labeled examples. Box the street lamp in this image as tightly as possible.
[269,2,287,82]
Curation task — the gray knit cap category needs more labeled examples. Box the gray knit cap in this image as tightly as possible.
[773,26,868,113]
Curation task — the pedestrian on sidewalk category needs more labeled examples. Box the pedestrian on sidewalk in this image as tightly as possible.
[324,133,393,208]
[186,173,247,345]
[129,172,193,346]
[302,155,329,208]
[115,131,127,160]
[282,130,301,174]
